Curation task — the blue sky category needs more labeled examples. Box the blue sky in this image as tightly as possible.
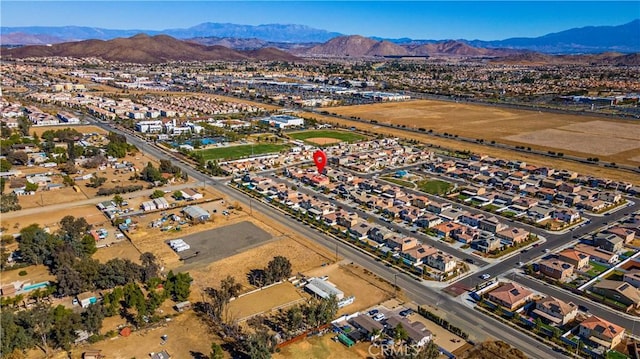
[2,1,639,40]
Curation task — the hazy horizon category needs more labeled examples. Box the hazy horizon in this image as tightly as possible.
[2,1,639,41]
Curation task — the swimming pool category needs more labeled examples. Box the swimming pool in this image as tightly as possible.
[22,282,49,292]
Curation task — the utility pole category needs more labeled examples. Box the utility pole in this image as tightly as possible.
[335,243,338,263]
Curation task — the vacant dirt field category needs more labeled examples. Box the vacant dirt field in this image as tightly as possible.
[92,241,142,264]
[228,282,306,321]
[327,101,640,166]
[30,125,108,136]
[304,262,395,315]
[305,137,342,145]
[1,204,108,236]
[301,111,640,184]
[274,334,369,359]
[18,186,88,209]
[73,311,216,359]
[189,234,333,294]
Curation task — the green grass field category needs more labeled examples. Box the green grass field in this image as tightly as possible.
[288,130,366,143]
[198,144,289,160]
[417,180,454,195]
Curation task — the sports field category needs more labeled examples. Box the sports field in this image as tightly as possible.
[288,130,366,145]
[198,143,289,160]
[326,100,640,166]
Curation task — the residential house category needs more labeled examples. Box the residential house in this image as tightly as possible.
[350,315,384,341]
[533,296,578,325]
[77,292,97,308]
[368,227,395,244]
[415,214,442,229]
[496,227,530,246]
[348,223,372,240]
[180,188,203,201]
[606,227,635,244]
[388,236,418,252]
[487,282,534,311]
[459,213,485,228]
[411,196,430,209]
[598,191,622,203]
[433,222,464,238]
[552,209,581,224]
[479,216,507,233]
[575,244,618,264]
[337,212,359,229]
[593,233,624,253]
[592,280,640,309]
[472,236,503,253]
[578,315,625,349]
[385,316,432,347]
[425,252,457,273]
[578,199,608,212]
[539,259,575,282]
[400,244,437,267]
[623,270,640,288]
[558,248,590,269]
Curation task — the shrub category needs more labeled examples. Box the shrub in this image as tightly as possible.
[18,270,27,276]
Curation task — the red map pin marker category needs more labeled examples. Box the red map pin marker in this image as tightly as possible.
[313,150,327,174]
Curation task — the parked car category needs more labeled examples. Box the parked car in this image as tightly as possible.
[399,309,413,317]
[373,313,386,321]
[368,309,379,316]
[480,273,491,280]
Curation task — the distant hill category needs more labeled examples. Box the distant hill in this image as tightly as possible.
[298,35,514,57]
[0,32,66,45]
[467,20,640,53]
[2,34,300,63]
[186,37,315,51]
[491,51,640,66]
[0,22,342,44]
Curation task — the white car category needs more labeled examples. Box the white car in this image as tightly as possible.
[480,273,491,280]
[373,313,386,321]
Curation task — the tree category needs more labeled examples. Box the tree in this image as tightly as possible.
[17,116,31,136]
[1,311,33,354]
[82,303,105,334]
[285,306,304,332]
[150,190,165,199]
[56,264,85,297]
[113,194,124,207]
[49,305,81,350]
[59,216,90,242]
[415,340,440,359]
[394,323,409,342]
[264,256,292,285]
[242,330,275,359]
[165,271,192,302]
[0,193,21,212]
[25,181,38,192]
[6,151,28,166]
[173,190,183,200]
[140,252,161,283]
[18,224,57,265]
[210,342,225,359]
[140,162,163,183]
[88,175,106,188]
[0,158,11,172]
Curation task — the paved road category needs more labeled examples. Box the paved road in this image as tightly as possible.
[90,120,569,358]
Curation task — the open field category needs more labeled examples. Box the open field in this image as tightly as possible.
[274,334,370,359]
[30,125,108,136]
[326,101,640,166]
[289,130,367,144]
[92,241,142,264]
[1,204,109,236]
[189,234,334,294]
[73,311,216,359]
[300,111,640,184]
[228,282,306,321]
[417,179,454,195]
[198,143,290,160]
[18,186,88,209]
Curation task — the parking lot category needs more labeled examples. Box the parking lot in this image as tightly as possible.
[173,221,273,269]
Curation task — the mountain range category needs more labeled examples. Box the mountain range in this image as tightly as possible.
[2,34,299,63]
[1,20,639,54]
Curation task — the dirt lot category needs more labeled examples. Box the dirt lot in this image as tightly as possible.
[1,204,109,236]
[92,240,142,264]
[305,137,342,145]
[0,264,54,288]
[29,125,107,136]
[228,282,306,321]
[274,334,370,359]
[301,111,640,184]
[304,262,395,315]
[18,186,88,209]
[406,311,466,353]
[189,233,334,294]
[73,311,216,359]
